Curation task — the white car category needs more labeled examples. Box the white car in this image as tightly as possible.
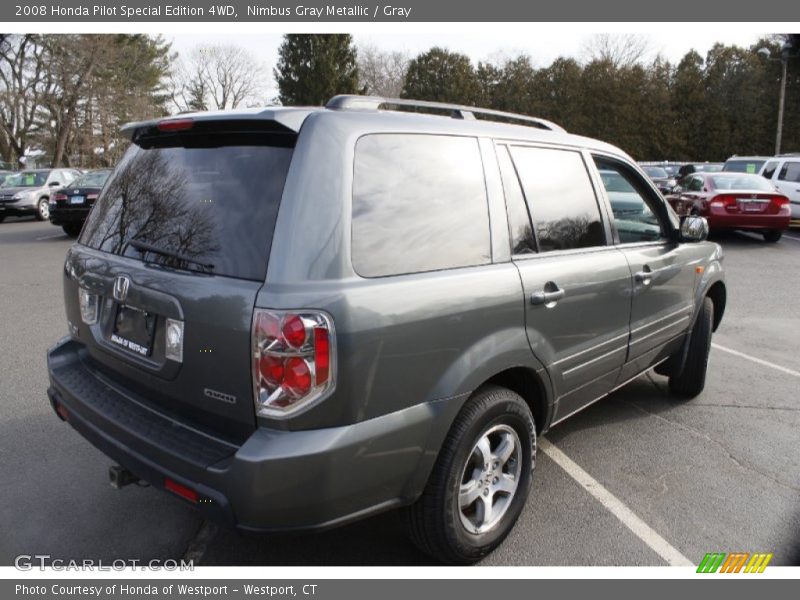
[760,156,800,219]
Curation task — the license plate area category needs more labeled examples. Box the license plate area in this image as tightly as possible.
[110,305,157,357]
[738,200,766,212]
[69,195,85,205]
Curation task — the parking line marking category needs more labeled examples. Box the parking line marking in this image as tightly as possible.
[539,438,693,566]
[782,234,800,243]
[35,233,66,240]
[711,343,800,378]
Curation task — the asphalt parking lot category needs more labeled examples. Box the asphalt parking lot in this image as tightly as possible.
[1,217,798,567]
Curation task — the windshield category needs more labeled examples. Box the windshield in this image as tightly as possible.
[80,132,295,280]
[723,159,766,174]
[2,171,47,187]
[72,170,111,188]
[710,174,776,191]
[643,167,668,178]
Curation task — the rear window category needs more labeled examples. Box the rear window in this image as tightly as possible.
[80,132,294,281]
[351,134,491,277]
[723,159,765,174]
[710,174,775,191]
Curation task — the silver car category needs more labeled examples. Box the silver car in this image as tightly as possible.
[0,168,82,222]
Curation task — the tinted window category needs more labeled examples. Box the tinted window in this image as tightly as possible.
[687,176,704,192]
[594,157,665,244]
[5,171,47,187]
[510,146,605,252]
[643,166,668,178]
[73,170,111,188]
[497,145,536,255]
[778,162,800,183]
[352,134,490,277]
[762,161,779,179]
[723,159,766,174]
[80,132,294,281]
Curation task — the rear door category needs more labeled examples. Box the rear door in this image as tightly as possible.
[774,160,800,218]
[71,121,297,440]
[591,155,697,380]
[498,143,632,423]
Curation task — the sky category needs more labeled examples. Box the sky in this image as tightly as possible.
[167,29,766,99]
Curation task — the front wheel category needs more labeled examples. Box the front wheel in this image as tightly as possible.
[405,385,536,564]
[35,198,49,221]
[763,229,782,243]
[669,297,713,399]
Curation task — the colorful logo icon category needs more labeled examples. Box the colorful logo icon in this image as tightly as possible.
[697,552,773,573]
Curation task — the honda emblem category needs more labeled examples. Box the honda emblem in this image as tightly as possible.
[113,275,130,303]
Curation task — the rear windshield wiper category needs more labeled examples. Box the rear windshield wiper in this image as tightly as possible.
[128,239,215,272]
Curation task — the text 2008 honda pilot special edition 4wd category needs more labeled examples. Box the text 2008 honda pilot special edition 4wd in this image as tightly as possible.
[47,95,726,564]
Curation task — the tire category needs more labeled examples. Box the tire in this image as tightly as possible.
[763,229,782,243]
[405,385,536,564]
[0,215,5,223]
[669,297,713,399]
[62,223,82,237]
[35,198,49,221]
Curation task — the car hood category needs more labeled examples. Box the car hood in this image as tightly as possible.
[0,186,43,195]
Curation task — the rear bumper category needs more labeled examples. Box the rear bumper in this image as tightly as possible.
[47,337,460,532]
[49,206,90,224]
[705,209,791,230]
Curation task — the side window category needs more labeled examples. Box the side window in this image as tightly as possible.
[762,161,779,180]
[351,134,491,278]
[593,157,666,244]
[496,145,536,255]
[509,146,605,252]
[778,162,800,183]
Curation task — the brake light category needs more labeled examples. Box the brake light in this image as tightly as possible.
[252,309,335,418]
[157,118,194,132]
[54,193,67,201]
[709,194,737,210]
[164,478,198,503]
[87,193,98,201]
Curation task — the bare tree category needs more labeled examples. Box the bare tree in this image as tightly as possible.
[0,34,52,165]
[582,33,651,68]
[357,44,409,97]
[171,44,266,112]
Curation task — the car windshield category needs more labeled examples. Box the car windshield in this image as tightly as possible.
[723,159,766,174]
[600,170,637,193]
[643,167,668,178]
[710,174,776,191]
[72,171,111,188]
[2,171,47,187]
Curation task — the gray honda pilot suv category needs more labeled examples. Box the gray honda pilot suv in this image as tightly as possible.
[47,96,726,564]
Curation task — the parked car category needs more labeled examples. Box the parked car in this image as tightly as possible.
[667,172,790,242]
[0,168,82,222]
[759,156,800,219]
[49,169,112,236]
[0,170,16,185]
[677,162,723,178]
[47,96,726,564]
[722,155,772,174]
[640,165,677,195]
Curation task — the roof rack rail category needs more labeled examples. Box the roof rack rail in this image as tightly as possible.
[326,95,566,133]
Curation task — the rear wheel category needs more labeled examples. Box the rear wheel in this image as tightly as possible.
[405,385,535,564]
[62,223,82,237]
[36,198,49,221]
[0,215,5,223]
[669,297,713,399]
[763,229,782,243]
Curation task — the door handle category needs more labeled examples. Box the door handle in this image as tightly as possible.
[530,286,565,306]
[634,268,653,286]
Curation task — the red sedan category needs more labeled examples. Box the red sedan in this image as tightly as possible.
[667,172,791,242]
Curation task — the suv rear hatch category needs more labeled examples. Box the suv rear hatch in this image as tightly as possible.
[64,117,300,441]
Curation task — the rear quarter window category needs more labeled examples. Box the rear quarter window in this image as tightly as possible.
[351,134,491,277]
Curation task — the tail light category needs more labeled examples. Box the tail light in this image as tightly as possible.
[157,118,194,132]
[54,193,67,202]
[87,193,98,202]
[78,288,100,325]
[709,194,738,210]
[252,309,335,418]
[771,195,790,214]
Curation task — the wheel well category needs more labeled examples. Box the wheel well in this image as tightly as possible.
[706,282,726,332]
[482,367,548,434]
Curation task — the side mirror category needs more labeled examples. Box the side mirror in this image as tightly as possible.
[49,181,60,187]
[679,215,709,243]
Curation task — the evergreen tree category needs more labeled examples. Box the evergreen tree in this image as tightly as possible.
[274,34,360,106]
